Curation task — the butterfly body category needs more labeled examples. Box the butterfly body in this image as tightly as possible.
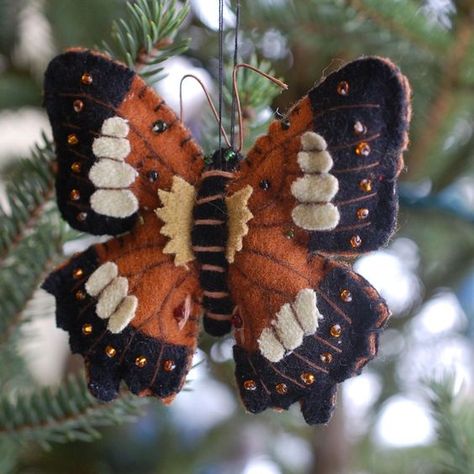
[42,49,410,424]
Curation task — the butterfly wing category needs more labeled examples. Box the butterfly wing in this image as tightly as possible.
[226,57,410,423]
[42,211,201,402]
[228,56,411,254]
[44,49,204,235]
[228,225,388,424]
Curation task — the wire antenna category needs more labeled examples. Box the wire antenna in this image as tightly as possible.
[232,63,288,152]
[179,74,231,147]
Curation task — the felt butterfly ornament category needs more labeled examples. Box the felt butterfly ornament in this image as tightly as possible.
[42,48,411,424]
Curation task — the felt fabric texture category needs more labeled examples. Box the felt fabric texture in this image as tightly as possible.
[291,203,340,231]
[95,276,129,319]
[228,56,411,256]
[41,211,202,403]
[233,259,389,425]
[297,150,333,173]
[44,49,204,235]
[225,185,253,263]
[89,160,137,188]
[155,176,197,266]
[290,174,338,203]
[90,189,139,218]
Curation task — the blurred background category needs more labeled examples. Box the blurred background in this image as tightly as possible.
[0,0,473,473]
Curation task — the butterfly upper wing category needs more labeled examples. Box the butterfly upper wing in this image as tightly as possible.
[226,57,410,423]
[228,56,411,254]
[42,211,201,402]
[228,224,389,424]
[44,49,204,235]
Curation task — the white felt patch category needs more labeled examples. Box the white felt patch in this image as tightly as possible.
[258,328,285,363]
[107,295,138,334]
[101,117,129,138]
[301,131,327,152]
[293,289,321,335]
[292,203,340,231]
[96,276,129,319]
[89,160,137,188]
[90,189,139,218]
[85,262,118,297]
[297,150,333,173]
[291,174,339,203]
[273,303,304,351]
[92,137,130,160]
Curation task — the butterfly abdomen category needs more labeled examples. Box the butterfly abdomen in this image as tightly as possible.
[192,167,236,336]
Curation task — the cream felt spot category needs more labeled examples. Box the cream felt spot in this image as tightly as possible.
[90,190,139,218]
[293,289,321,335]
[297,150,333,173]
[96,276,129,319]
[273,303,304,351]
[291,174,339,203]
[225,185,254,263]
[155,176,196,266]
[301,131,327,152]
[107,295,138,334]
[101,116,129,138]
[92,137,130,160]
[292,203,340,231]
[257,327,285,363]
[89,160,138,188]
[85,262,118,297]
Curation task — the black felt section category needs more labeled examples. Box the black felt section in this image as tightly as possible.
[44,49,138,235]
[307,57,410,254]
[203,318,232,337]
[233,261,389,425]
[42,246,193,402]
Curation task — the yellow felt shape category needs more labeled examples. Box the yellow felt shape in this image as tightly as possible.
[155,176,196,266]
[292,203,340,231]
[293,289,321,335]
[96,276,129,319]
[85,262,118,297]
[297,150,333,173]
[92,137,130,160]
[301,131,327,152]
[89,160,137,188]
[225,185,253,263]
[257,327,285,363]
[90,189,139,218]
[291,174,339,203]
[107,295,138,333]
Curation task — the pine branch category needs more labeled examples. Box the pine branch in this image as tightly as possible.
[408,20,473,179]
[347,0,451,54]
[0,374,146,449]
[0,135,55,266]
[427,376,474,474]
[102,0,190,81]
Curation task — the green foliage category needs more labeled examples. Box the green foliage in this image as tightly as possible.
[428,377,474,474]
[102,0,190,80]
[0,374,146,449]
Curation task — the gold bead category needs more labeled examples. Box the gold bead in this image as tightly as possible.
[330,324,342,338]
[82,323,93,335]
[336,80,349,96]
[73,99,84,112]
[320,352,333,364]
[77,212,87,222]
[71,162,81,173]
[70,189,81,201]
[355,141,371,156]
[81,72,93,85]
[340,289,352,302]
[105,345,117,358]
[350,235,362,248]
[67,134,79,146]
[135,355,147,368]
[163,359,176,372]
[359,179,372,193]
[243,379,257,391]
[354,121,367,135]
[75,290,86,300]
[301,372,316,385]
[73,268,84,279]
[357,208,369,220]
[275,383,288,394]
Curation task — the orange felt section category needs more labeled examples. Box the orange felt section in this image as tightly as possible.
[94,211,202,348]
[120,77,204,210]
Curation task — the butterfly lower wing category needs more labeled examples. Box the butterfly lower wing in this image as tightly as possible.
[229,227,388,423]
[228,56,410,255]
[44,49,204,235]
[42,211,201,402]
